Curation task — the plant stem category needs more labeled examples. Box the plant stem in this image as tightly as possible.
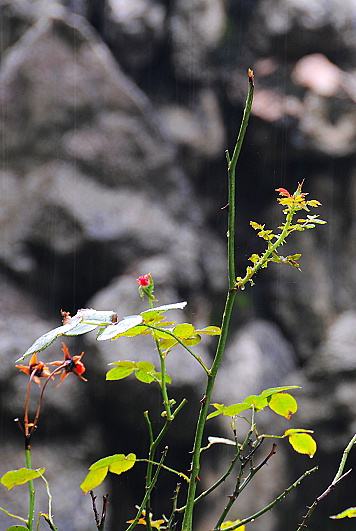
[158,347,172,420]
[332,433,356,483]
[297,433,356,530]
[177,405,254,515]
[145,324,210,374]
[25,447,35,531]
[38,473,58,531]
[166,483,181,530]
[98,494,109,531]
[181,291,236,531]
[143,339,173,529]
[125,447,168,531]
[227,68,254,288]
[221,467,318,531]
[213,442,275,530]
[181,70,254,531]
[136,459,189,482]
[0,507,28,524]
[236,204,295,289]
[187,450,240,508]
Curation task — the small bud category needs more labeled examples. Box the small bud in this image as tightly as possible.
[136,272,157,301]
[136,274,150,287]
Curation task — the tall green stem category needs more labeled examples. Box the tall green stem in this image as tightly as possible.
[227,68,255,289]
[181,69,254,531]
[25,447,35,531]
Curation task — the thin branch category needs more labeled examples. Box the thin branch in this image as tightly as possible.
[90,491,100,527]
[166,483,181,530]
[30,365,65,438]
[333,433,356,483]
[221,466,318,531]
[297,469,352,530]
[125,447,169,531]
[99,494,109,531]
[297,433,356,530]
[213,442,275,530]
[145,324,210,374]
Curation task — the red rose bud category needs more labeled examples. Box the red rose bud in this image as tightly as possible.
[136,274,150,287]
[136,273,157,301]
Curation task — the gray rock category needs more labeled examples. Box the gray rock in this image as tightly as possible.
[252,0,356,60]
[158,88,226,174]
[214,319,297,405]
[169,0,226,81]
[106,0,167,71]
[309,311,356,377]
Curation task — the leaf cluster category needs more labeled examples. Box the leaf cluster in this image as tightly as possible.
[208,386,317,457]
[235,184,326,289]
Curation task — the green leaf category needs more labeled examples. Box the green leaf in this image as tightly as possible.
[90,453,136,473]
[249,253,260,263]
[135,370,155,383]
[287,432,317,457]
[259,386,300,399]
[182,335,201,347]
[140,302,187,326]
[136,361,155,372]
[195,326,221,335]
[159,338,178,350]
[151,328,174,339]
[207,388,301,420]
[18,324,75,361]
[106,361,170,385]
[75,309,118,325]
[206,410,223,420]
[81,453,136,494]
[207,436,236,447]
[107,453,136,474]
[97,315,144,341]
[284,428,314,435]
[268,393,297,419]
[242,394,268,411]
[207,403,226,419]
[106,361,136,380]
[64,323,98,336]
[18,309,117,362]
[224,403,250,416]
[330,507,356,519]
[6,527,30,531]
[207,402,249,419]
[134,361,170,385]
[250,221,264,230]
[80,467,108,494]
[1,467,45,490]
[173,323,196,339]
[116,325,148,337]
[141,302,187,314]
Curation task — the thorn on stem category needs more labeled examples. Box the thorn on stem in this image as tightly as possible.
[200,394,207,405]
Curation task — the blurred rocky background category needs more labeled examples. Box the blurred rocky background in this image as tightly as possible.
[0,0,356,529]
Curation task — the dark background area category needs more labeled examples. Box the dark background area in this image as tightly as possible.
[1,0,356,529]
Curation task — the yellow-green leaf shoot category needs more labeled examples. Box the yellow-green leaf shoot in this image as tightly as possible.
[330,507,356,519]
